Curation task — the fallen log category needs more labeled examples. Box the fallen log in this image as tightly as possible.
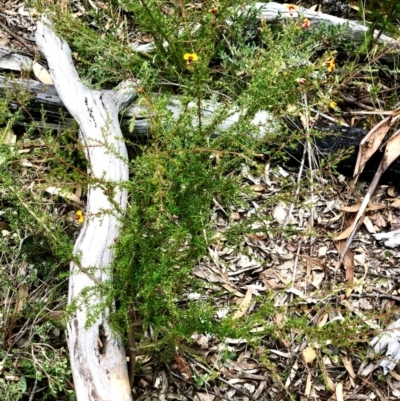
[132,2,399,54]
[3,74,400,181]
[35,19,134,401]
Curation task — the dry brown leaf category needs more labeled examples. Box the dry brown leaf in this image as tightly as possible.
[0,33,9,47]
[334,223,356,241]
[221,283,244,297]
[14,284,28,314]
[245,233,267,240]
[232,287,252,320]
[339,202,361,212]
[61,0,68,13]
[363,216,376,233]
[317,313,329,328]
[388,209,393,226]
[389,370,400,381]
[341,128,400,261]
[74,184,82,200]
[342,355,356,378]
[326,376,335,392]
[312,272,325,289]
[388,185,397,197]
[195,394,215,401]
[249,184,265,192]
[335,382,344,401]
[368,203,387,211]
[300,255,326,269]
[340,202,386,212]
[382,129,400,168]
[174,354,192,379]
[308,4,320,11]
[46,187,81,203]
[33,62,53,84]
[354,116,392,178]
[334,241,354,282]
[357,376,388,401]
[305,372,312,395]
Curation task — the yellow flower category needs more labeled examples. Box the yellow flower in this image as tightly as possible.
[329,101,337,109]
[183,53,199,65]
[326,57,335,72]
[76,210,84,223]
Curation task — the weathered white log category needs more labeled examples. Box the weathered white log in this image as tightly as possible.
[132,2,397,53]
[360,318,400,375]
[255,2,396,45]
[373,229,400,248]
[35,19,135,401]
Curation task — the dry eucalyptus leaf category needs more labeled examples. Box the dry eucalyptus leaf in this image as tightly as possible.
[363,216,376,234]
[335,382,344,401]
[15,284,28,314]
[342,355,356,378]
[33,62,53,84]
[45,186,81,203]
[388,185,397,197]
[232,287,252,320]
[316,313,329,328]
[305,372,312,395]
[250,184,265,192]
[0,33,9,47]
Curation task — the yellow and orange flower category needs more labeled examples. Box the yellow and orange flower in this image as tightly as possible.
[286,4,298,16]
[286,4,298,12]
[326,57,335,72]
[302,18,310,29]
[76,210,84,223]
[183,53,199,66]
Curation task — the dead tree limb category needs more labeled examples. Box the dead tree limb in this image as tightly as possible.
[35,19,135,401]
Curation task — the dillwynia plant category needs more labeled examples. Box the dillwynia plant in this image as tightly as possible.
[3,1,376,398]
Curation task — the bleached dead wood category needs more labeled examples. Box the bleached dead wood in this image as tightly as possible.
[255,2,396,45]
[373,229,400,248]
[360,318,400,376]
[132,2,398,53]
[35,20,135,401]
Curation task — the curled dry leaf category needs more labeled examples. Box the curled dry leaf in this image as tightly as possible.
[45,186,81,203]
[340,128,400,261]
[334,241,354,282]
[342,355,356,378]
[33,62,53,84]
[354,116,392,179]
